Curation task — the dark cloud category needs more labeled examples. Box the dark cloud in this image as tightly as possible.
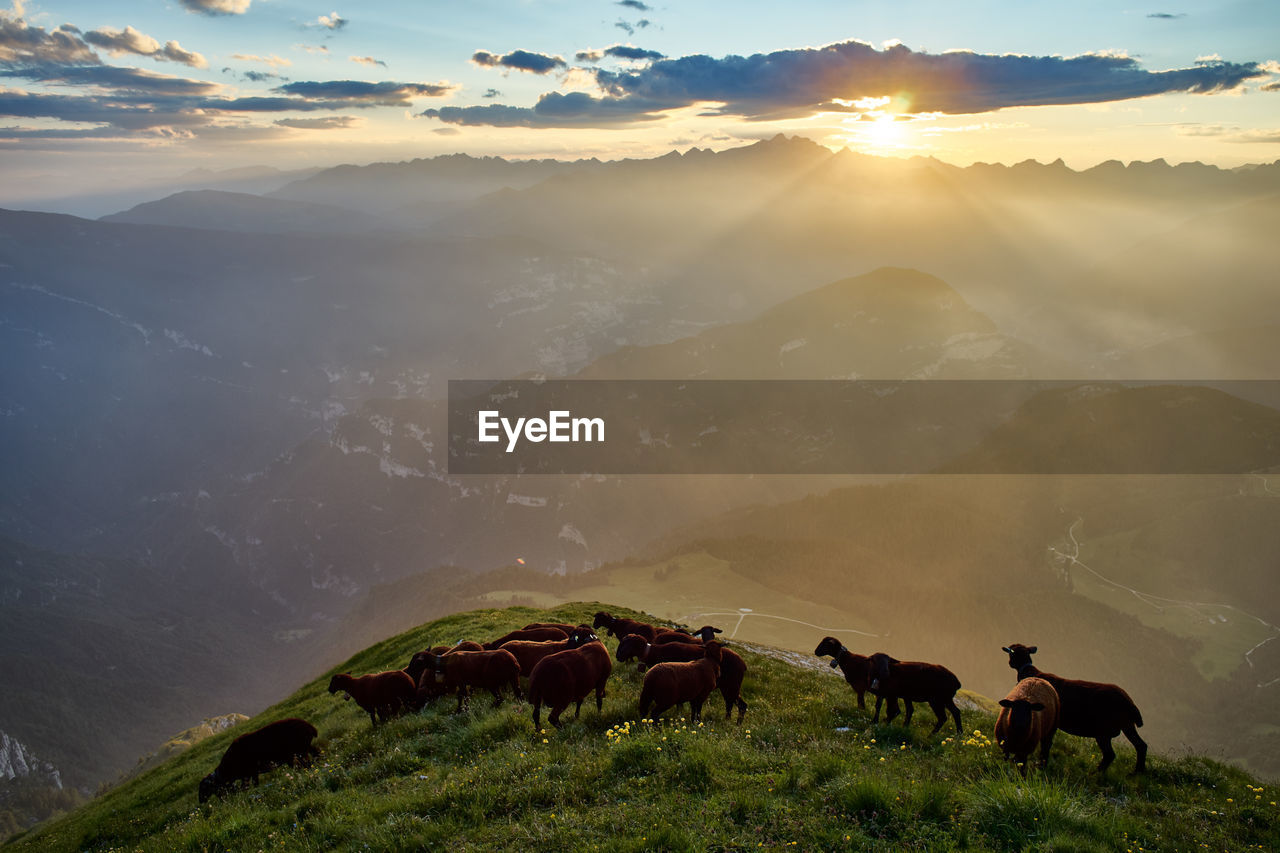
[1147,13,1186,19]
[432,126,460,135]
[593,41,1267,120]
[577,44,664,63]
[178,0,251,15]
[615,20,634,36]
[472,49,567,74]
[422,91,671,128]
[274,80,455,103]
[426,40,1266,130]
[83,26,207,68]
[617,1,652,10]
[238,69,285,83]
[274,115,360,129]
[1262,80,1280,92]
[482,87,502,98]
[350,55,387,68]
[12,63,221,96]
[0,14,98,66]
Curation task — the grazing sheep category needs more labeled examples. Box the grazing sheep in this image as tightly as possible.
[639,641,724,722]
[404,641,484,686]
[593,611,658,642]
[1003,644,1147,774]
[198,718,318,803]
[416,648,522,713]
[499,636,578,677]
[523,622,579,634]
[866,652,963,736]
[814,637,903,718]
[528,627,613,728]
[618,634,749,723]
[995,677,1060,775]
[653,625,723,645]
[484,627,569,649]
[328,671,416,725]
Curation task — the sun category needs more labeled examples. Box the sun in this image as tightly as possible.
[863,113,907,150]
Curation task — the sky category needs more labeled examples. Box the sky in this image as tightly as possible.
[2,0,1278,206]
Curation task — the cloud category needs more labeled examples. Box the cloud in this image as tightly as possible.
[617,1,651,10]
[178,0,251,15]
[472,49,567,75]
[425,40,1266,130]
[583,44,665,62]
[274,115,360,129]
[1262,80,1280,92]
[84,26,207,68]
[1146,12,1186,19]
[432,126,460,135]
[350,55,386,68]
[1175,123,1280,143]
[422,90,671,128]
[0,13,98,66]
[317,12,347,31]
[238,69,285,83]
[232,53,291,68]
[274,79,455,103]
[296,44,329,55]
[482,87,501,98]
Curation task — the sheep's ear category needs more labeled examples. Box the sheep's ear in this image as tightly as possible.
[998,699,1013,708]
[1001,647,1012,654]
[1029,702,1045,711]
[713,627,723,634]
[1028,646,1038,654]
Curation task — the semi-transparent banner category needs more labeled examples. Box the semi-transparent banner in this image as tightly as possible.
[447,379,1280,475]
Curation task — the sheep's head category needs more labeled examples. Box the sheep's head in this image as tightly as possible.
[694,625,723,643]
[998,697,1046,739]
[327,674,350,695]
[1002,644,1037,672]
[702,640,724,663]
[867,653,895,690]
[616,634,648,661]
[198,771,221,804]
[814,636,842,660]
[592,611,612,629]
[405,652,435,683]
[567,627,601,648]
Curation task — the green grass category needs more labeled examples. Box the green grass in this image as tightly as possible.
[7,603,1278,852]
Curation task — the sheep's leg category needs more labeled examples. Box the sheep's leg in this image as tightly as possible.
[871,694,883,723]
[927,700,947,734]
[691,696,706,723]
[897,698,911,726]
[1094,737,1116,773]
[511,675,523,702]
[490,686,504,708]
[532,699,543,730]
[854,688,866,710]
[735,697,748,724]
[574,698,584,719]
[1039,730,1055,768]
[1123,724,1147,774]
[549,704,564,728]
[947,699,962,736]
[1016,753,1029,778]
[595,676,608,712]
[455,687,467,715]
[886,697,903,724]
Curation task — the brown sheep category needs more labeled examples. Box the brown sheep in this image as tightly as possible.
[995,677,1060,775]
[618,634,749,723]
[404,641,486,708]
[523,622,579,634]
[1003,644,1147,774]
[639,641,723,722]
[198,718,318,803]
[416,648,522,713]
[484,627,569,649]
[328,671,416,725]
[866,652,962,736]
[653,625,723,645]
[593,611,658,642]
[814,637,904,718]
[528,627,613,728]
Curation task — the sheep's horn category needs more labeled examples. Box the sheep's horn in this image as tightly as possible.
[1001,647,1012,654]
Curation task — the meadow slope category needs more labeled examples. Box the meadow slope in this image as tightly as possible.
[7,604,1277,852]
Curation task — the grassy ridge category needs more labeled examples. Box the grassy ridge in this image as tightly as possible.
[8,603,1278,851]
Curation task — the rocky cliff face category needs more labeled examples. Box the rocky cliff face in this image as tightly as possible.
[0,730,61,790]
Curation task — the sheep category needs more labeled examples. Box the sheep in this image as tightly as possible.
[484,627,568,649]
[638,641,723,722]
[592,611,658,642]
[416,648,522,713]
[814,637,904,718]
[198,718,318,803]
[527,627,613,728]
[866,652,963,736]
[1002,644,1147,774]
[404,641,485,685]
[499,636,579,678]
[618,633,749,723]
[523,621,579,634]
[653,625,723,645]
[994,677,1060,775]
[328,671,416,725]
